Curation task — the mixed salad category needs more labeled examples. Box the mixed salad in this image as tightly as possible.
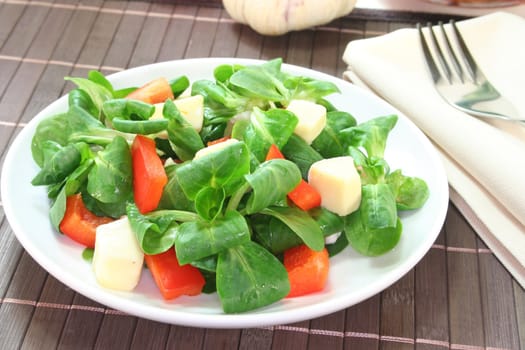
[30,58,429,313]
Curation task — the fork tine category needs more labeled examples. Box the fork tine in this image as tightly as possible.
[426,22,453,84]
[417,23,442,83]
[450,20,479,83]
[438,21,464,83]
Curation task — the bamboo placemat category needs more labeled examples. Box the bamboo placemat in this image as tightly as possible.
[0,1,523,349]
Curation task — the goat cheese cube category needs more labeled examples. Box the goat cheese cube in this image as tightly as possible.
[92,217,144,291]
[308,156,361,216]
[149,103,169,139]
[173,95,204,132]
[149,94,204,133]
[149,102,164,120]
[286,99,327,144]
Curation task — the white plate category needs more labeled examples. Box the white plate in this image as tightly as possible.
[1,58,449,328]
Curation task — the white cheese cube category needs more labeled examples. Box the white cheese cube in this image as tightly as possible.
[150,102,165,121]
[149,94,204,134]
[92,217,144,291]
[173,95,204,132]
[194,138,239,160]
[286,99,327,144]
[178,87,192,98]
[149,103,169,139]
[308,156,361,216]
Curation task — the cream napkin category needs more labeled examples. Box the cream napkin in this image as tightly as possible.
[342,12,525,288]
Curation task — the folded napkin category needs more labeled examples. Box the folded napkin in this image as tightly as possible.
[342,12,525,288]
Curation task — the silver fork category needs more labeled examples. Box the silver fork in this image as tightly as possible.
[417,20,522,122]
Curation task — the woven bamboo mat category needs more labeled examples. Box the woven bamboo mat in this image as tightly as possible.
[0,1,523,349]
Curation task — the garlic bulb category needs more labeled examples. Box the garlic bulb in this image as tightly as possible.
[222,0,357,36]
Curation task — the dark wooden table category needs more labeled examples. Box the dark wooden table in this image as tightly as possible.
[0,1,523,349]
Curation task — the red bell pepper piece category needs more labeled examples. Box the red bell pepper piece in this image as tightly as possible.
[59,193,114,248]
[126,77,174,104]
[286,178,322,211]
[131,135,168,213]
[144,249,206,300]
[265,143,285,161]
[265,144,322,211]
[284,244,329,298]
